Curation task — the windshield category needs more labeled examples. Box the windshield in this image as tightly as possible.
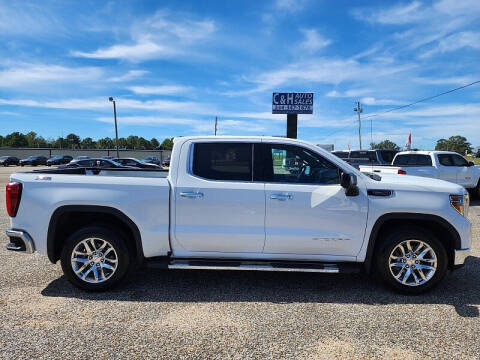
[0,156,8,160]
[50,155,62,160]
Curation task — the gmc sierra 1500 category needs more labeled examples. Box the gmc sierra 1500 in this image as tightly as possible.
[5,136,472,294]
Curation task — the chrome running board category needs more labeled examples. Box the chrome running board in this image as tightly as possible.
[168,259,340,273]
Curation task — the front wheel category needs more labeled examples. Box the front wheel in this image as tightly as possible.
[60,226,131,291]
[376,227,448,294]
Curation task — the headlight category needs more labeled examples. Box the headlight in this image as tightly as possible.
[450,194,469,217]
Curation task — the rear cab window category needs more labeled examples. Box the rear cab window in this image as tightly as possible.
[393,154,432,166]
[192,142,253,181]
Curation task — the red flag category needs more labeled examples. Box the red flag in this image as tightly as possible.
[406,133,411,150]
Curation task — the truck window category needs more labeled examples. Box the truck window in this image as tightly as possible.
[265,144,340,184]
[393,154,432,166]
[378,150,397,163]
[438,154,454,166]
[451,154,468,166]
[349,151,377,161]
[332,151,349,159]
[193,142,253,181]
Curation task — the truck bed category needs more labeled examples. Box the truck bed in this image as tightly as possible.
[9,168,171,258]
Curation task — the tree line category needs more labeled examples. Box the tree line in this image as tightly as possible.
[0,132,174,150]
[370,135,474,154]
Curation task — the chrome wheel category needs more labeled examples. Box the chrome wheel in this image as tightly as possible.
[71,238,118,284]
[389,239,437,287]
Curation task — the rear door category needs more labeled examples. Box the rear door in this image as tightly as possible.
[261,143,368,257]
[173,141,265,254]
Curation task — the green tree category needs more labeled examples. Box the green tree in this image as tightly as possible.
[150,138,160,149]
[54,137,66,148]
[137,137,150,149]
[4,132,28,147]
[81,137,95,149]
[435,136,472,154]
[160,138,174,150]
[370,139,400,151]
[66,133,81,148]
[117,137,128,149]
[25,131,38,147]
[97,137,114,149]
[0,135,4,147]
[127,135,139,149]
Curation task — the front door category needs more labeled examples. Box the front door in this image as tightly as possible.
[437,154,460,184]
[262,143,368,257]
[174,141,265,254]
[451,153,475,187]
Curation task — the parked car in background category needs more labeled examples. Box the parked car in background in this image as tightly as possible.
[162,156,171,167]
[6,136,472,294]
[143,156,162,165]
[46,155,73,166]
[59,158,127,169]
[114,158,163,169]
[0,156,19,166]
[19,155,48,166]
[73,156,91,161]
[332,150,398,169]
[359,151,480,198]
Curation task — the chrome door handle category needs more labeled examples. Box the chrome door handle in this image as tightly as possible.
[180,192,204,199]
[270,193,293,201]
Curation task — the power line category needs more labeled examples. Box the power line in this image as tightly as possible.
[362,80,480,120]
[322,80,480,140]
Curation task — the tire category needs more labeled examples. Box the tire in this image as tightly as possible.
[376,226,448,294]
[60,226,131,291]
[474,181,480,199]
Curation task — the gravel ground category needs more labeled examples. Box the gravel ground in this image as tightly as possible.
[1,165,479,359]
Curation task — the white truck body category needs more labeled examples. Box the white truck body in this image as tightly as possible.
[5,137,473,292]
[359,151,480,191]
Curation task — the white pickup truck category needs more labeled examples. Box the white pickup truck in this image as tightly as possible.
[5,137,472,294]
[359,151,480,198]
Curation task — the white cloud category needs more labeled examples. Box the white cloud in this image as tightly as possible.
[0,97,215,115]
[108,70,149,82]
[413,76,477,85]
[274,0,308,12]
[419,31,480,58]
[0,63,103,88]
[360,97,405,106]
[96,116,197,125]
[326,88,372,98]
[127,85,192,95]
[72,11,215,62]
[299,29,331,53]
[229,58,415,95]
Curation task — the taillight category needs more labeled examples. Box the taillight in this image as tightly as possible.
[6,182,22,217]
[397,169,407,175]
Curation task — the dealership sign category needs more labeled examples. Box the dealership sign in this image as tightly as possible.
[272,92,314,114]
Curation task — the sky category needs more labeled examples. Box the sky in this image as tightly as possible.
[0,0,479,150]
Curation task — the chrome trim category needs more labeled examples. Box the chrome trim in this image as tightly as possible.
[180,191,204,199]
[5,229,35,254]
[270,193,293,200]
[168,263,339,273]
[454,248,471,266]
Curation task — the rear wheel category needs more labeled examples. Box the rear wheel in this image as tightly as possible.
[60,226,131,291]
[376,227,447,294]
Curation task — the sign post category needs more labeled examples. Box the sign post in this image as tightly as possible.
[272,92,313,139]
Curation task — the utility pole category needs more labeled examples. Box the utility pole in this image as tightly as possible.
[109,97,120,158]
[354,101,363,149]
[214,116,218,136]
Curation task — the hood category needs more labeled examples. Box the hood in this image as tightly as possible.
[365,173,466,195]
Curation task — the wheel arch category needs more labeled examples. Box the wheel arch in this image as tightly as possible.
[364,213,461,273]
[47,205,144,265]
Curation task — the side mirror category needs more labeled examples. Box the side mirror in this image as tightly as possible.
[468,161,475,167]
[341,173,359,196]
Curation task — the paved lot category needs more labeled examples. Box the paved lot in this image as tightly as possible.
[1,165,479,359]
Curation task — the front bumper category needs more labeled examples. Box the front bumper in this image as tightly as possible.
[5,229,35,254]
[454,248,471,267]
